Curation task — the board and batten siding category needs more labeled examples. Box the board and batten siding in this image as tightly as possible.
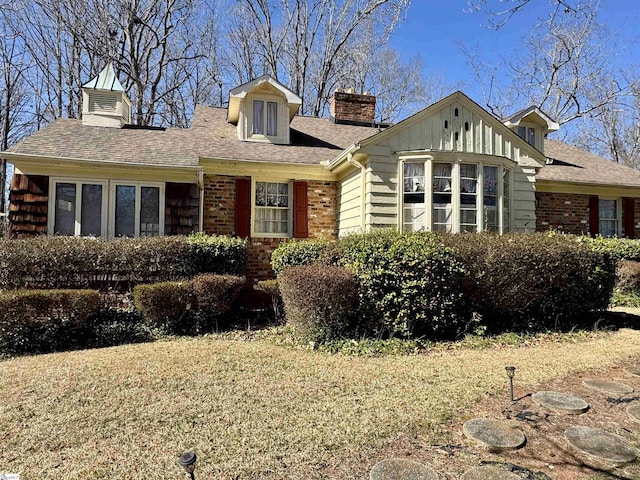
[337,98,540,235]
[337,167,363,235]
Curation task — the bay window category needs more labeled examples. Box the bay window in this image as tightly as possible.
[253,180,291,236]
[401,159,512,233]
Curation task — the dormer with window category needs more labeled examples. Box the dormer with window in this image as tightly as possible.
[227,75,302,145]
[503,106,559,154]
[81,63,132,128]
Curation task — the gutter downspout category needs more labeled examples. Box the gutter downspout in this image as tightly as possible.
[198,170,204,233]
[347,152,367,233]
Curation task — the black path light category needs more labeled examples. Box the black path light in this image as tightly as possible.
[179,451,197,480]
[505,365,516,402]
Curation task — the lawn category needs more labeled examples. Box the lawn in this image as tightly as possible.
[2,328,640,479]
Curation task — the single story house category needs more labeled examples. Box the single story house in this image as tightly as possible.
[5,64,640,280]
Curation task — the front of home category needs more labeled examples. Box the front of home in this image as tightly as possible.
[6,65,640,280]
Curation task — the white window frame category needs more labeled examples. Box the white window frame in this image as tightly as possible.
[249,96,281,141]
[251,178,293,238]
[598,198,621,238]
[399,157,513,234]
[48,177,108,237]
[109,181,165,238]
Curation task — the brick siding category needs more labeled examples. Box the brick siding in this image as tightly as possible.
[329,91,376,124]
[202,174,338,282]
[535,192,590,235]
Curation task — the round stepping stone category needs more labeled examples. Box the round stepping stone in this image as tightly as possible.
[582,378,633,395]
[565,426,637,464]
[461,465,521,480]
[462,418,526,452]
[369,459,438,480]
[532,391,589,415]
[627,403,640,423]
[624,366,640,377]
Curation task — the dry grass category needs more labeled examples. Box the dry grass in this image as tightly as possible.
[2,329,640,479]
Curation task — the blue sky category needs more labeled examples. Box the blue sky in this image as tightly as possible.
[388,1,640,103]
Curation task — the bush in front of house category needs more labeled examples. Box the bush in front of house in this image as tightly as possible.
[615,260,640,292]
[0,234,247,290]
[192,274,245,314]
[271,238,329,276]
[256,279,284,323]
[440,232,616,332]
[0,289,103,355]
[587,236,640,263]
[133,281,193,327]
[187,232,247,276]
[279,265,357,343]
[337,230,470,338]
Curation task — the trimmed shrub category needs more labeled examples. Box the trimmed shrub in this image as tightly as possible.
[271,238,329,276]
[616,260,640,292]
[133,281,193,326]
[256,279,283,323]
[337,231,470,338]
[188,232,247,276]
[0,234,247,291]
[441,232,615,332]
[192,274,245,314]
[0,289,103,355]
[280,265,357,342]
[588,236,640,263]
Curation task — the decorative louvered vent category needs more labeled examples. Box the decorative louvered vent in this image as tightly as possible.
[89,92,117,114]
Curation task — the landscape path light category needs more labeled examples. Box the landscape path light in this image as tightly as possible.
[179,451,197,480]
[505,365,516,402]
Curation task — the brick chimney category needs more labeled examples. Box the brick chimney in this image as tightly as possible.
[329,88,376,126]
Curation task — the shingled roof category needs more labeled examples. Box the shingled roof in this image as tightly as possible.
[539,139,640,187]
[7,105,380,167]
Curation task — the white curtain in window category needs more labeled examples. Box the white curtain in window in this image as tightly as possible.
[267,102,277,136]
[253,100,264,134]
[432,163,452,193]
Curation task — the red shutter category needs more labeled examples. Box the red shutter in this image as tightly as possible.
[293,181,309,238]
[624,197,636,239]
[588,195,599,237]
[235,178,251,238]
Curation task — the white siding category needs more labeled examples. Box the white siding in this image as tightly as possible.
[357,96,541,232]
[337,168,363,236]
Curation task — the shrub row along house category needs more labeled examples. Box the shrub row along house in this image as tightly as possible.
[5,64,640,280]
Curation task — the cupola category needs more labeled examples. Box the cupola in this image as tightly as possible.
[81,63,132,128]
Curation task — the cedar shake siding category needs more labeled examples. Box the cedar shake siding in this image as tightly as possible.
[9,174,49,237]
[202,174,338,280]
[165,182,200,235]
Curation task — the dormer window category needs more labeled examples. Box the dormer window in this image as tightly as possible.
[252,100,278,137]
[518,126,536,147]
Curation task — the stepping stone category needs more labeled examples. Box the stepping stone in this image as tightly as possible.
[624,366,640,377]
[565,426,637,464]
[461,465,520,480]
[627,403,640,423]
[462,418,526,452]
[582,378,633,395]
[532,391,589,415]
[369,458,438,480]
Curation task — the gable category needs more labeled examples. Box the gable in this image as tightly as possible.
[357,92,546,168]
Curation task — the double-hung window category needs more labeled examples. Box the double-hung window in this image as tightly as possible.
[50,179,107,236]
[517,126,536,147]
[252,100,278,137]
[112,182,164,237]
[253,180,291,236]
[598,199,619,237]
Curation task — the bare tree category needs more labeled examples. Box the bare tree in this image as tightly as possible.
[467,0,585,29]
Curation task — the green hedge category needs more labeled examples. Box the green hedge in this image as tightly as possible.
[0,289,103,355]
[440,232,615,332]
[280,265,357,342]
[587,236,640,263]
[192,274,245,314]
[271,239,329,276]
[0,234,247,290]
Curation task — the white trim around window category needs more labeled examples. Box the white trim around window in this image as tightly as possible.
[398,156,513,234]
[109,181,165,238]
[251,178,293,238]
[48,177,108,237]
[598,198,621,238]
